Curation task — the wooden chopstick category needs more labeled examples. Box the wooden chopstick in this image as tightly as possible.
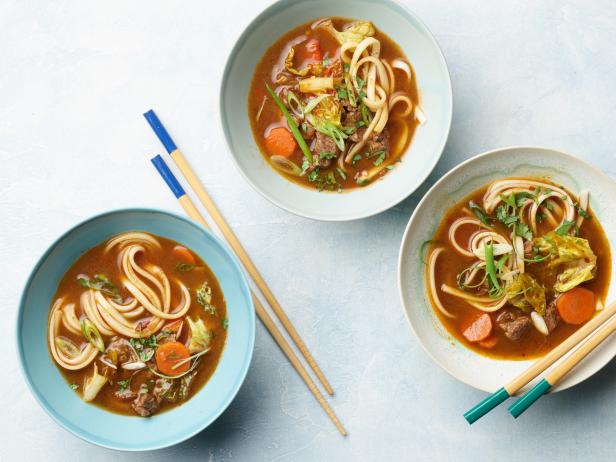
[150,155,347,436]
[144,109,334,396]
[464,300,616,424]
[509,302,616,418]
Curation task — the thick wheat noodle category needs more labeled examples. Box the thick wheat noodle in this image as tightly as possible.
[49,299,98,370]
[448,217,489,257]
[121,246,163,309]
[104,232,161,253]
[382,59,395,93]
[427,248,456,318]
[61,302,82,335]
[81,290,115,336]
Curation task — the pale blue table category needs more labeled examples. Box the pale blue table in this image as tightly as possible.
[2,0,616,460]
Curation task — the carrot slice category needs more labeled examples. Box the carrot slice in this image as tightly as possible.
[155,342,190,375]
[556,287,595,325]
[265,127,297,157]
[478,335,499,349]
[173,245,195,265]
[462,313,493,343]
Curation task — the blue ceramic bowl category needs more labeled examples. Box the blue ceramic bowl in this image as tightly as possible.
[16,209,255,451]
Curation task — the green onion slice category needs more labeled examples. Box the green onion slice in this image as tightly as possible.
[81,318,105,352]
[265,84,312,162]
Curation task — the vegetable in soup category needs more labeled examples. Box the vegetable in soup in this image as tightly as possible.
[48,232,228,416]
[425,178,611,360]
[248,17,422,191]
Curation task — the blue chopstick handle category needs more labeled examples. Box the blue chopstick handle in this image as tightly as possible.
[463,387,510,424]
[143,109,177,154]
[151,155,185,199]
[508,378,552,418]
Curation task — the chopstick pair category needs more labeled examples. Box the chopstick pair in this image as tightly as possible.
[144,110,346,436]
[465,300,616,423]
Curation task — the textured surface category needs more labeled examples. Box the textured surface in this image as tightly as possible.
[2,0,616,460]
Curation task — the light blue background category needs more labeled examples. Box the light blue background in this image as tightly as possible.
[2,0,616,460]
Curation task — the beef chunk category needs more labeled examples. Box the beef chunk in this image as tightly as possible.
[153,378,178,403]
[310,132,338,169]
[524,240,534,259]
[105,337,133,365]
[132,391,159,417]
[325,58,343,78]
[544,301,559,333]
[366,129,390,155]
[291,114,315,140]
[496,309,532,341]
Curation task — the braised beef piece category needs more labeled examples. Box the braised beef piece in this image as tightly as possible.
[132,391,159,417]
[325,59,343,78]
[291,114,315,140]
[153,378,178,403]
[366,129,390,155]
[105,337,133,364]
[496,309,532,341]
[342,108,367,143]
[544,301,560,333]
[309,132,338,170]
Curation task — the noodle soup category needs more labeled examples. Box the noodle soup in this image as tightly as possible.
[248,17,420,191]
[425,177,611,360]
[48,232,228,416]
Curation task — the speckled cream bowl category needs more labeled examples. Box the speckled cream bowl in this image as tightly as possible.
[220,0,452,221]
[398,147,616,393]
[17,209,255,451]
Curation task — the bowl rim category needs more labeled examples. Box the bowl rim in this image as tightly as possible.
[397,145,616,393]
[16,207,256,451]
[219,0,453,221]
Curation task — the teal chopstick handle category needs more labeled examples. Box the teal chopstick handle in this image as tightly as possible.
[463,387,510,424]
[508,378,552,418]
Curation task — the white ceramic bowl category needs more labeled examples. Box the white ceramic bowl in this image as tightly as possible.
[398,146,616,393]
[220,0,452,221]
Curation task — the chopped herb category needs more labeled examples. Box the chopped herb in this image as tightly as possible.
[117,379,131,393]
[355,76,365,90]
[336,87,348,99]
[301,158,310,175]
[386,165,396,171]
[352,154,362,166]
[499,193,517,209]
[322,54,330,67]
[355,120,365,128]
[359,90,367,100]
[536,213,545,224]
[373,152,386,166]
[319,151,336,160]
[308,169,320,182]
[130,335,159,362]
[544,201,555,211]
[555,219,579,236]
[343,63,350,72]
[175,263,195,272]
[468,200,492,226]
[515,223,533,241]
[496,205,518,227]
[356,177,369,186]
[222,317,229,330]
[77,274,121,301]
[69,383,79,391]
[336,167,347,181]
[577,205,592,220]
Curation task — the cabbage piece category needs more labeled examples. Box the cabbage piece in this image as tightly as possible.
[298,77,334,94]
[554,265,595,292]
[534,232,597,292]
[504,273,546,315]
[83,363,108,402]
[187,317,212,354]
[534,232,596,267]
[316,18,375,44]
[284,47,324,77]
[311,96,342,126]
